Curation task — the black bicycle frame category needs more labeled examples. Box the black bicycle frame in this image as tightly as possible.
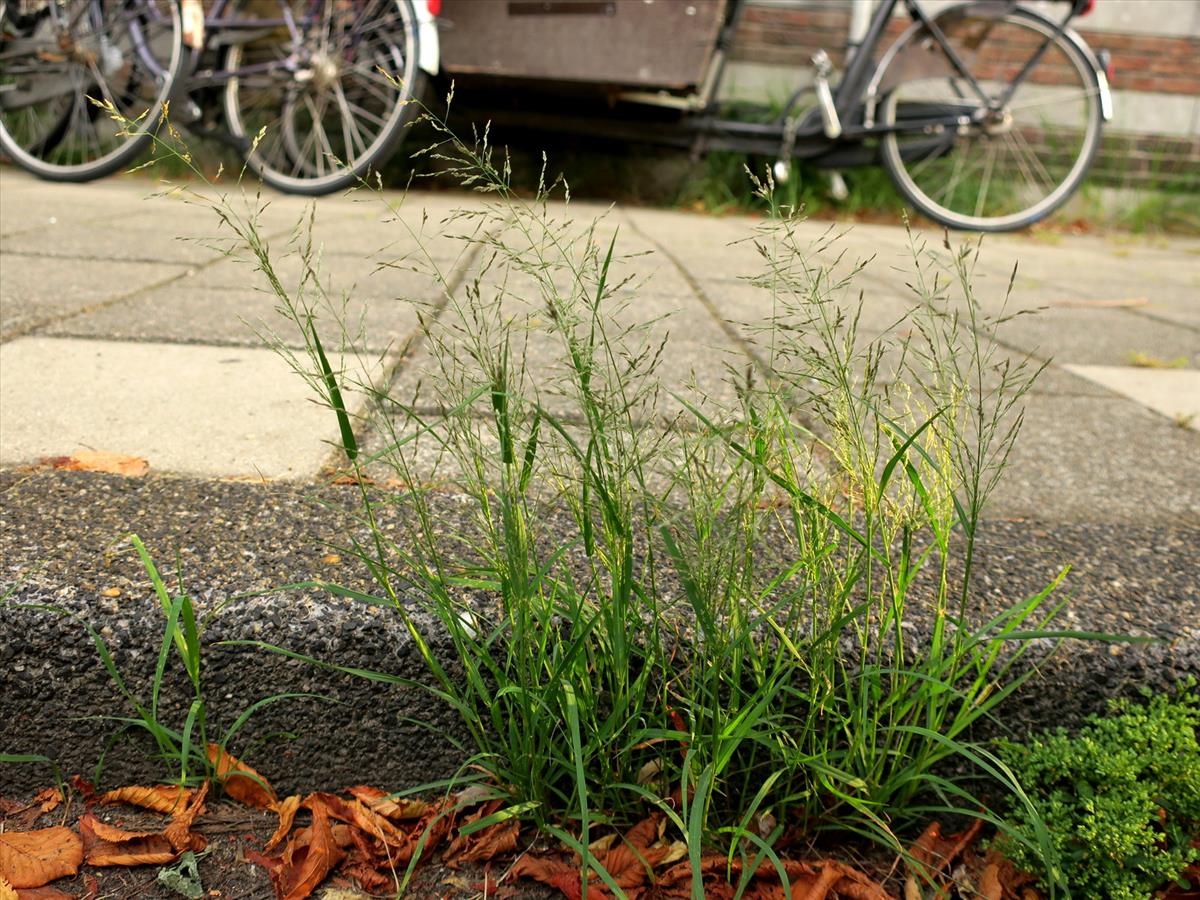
[824,0,1080,139]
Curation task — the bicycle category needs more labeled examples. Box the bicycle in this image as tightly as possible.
[2,0,1112,230]
[0,0,188,181]
[0,0,438,194]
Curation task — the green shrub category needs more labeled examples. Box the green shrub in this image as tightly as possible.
[1000,684,1200,900]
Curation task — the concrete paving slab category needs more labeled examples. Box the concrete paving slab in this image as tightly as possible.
[989,392,1200,523]
[1,172,151,237]
[180,251,447,305]
[38,284,424,354]
[1,219,230,266]
[1063,365,1200,430]
[963,236,1200,329]
[1,255,189,341]
[0,336,377,479]
[979,305,1200,369]
[385,284,747,421]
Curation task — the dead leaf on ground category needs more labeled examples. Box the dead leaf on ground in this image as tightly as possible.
[0,877,15,900]
[79,814,176,867]
[0,827,83,889]
[344,786,430,822]
[979,862,1004,900]
[100,784,194,816]
[271,796,345,900]
[305,793,407,852]
[340,861,396,893]
[971,848,1042,900]
[163,781,209,853]
[265,796,302,853]
[657,855,889,900]
[327,474,375,486]
[902,820,979,883]
[0,790,63,831]
[586,814,679,895]
[207,745,277,809]
[14,887,75,900]
[68,777,97,806]
[44,451,149,477]
[508,855,585,900]
[443,801,519,868]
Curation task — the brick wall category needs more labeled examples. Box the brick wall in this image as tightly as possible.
[725,0,1200,187]
[730,2,1200,97]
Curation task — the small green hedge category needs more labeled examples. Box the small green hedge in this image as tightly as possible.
[1000,683,1200,900]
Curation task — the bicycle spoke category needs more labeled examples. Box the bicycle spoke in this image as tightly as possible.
[334,80,369,159]
[1005,87,1100,114]
[1011,127,1057,194]
[974,142,998,219]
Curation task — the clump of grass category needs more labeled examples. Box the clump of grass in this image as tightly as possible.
[121,100,1144,896]
[5,535,308,790]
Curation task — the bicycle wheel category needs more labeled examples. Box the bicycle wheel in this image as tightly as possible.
[878,4,1103,232]
[222,0,426,196]
[0,0,186,181]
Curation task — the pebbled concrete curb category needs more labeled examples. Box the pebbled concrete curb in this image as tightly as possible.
[2,470,1198,795]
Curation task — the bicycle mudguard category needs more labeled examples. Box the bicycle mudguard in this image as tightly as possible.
[415,0,440,76]
[863,1,1112,127]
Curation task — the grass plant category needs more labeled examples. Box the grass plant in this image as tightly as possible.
[4,533,308,791]
[112,98,1154,897]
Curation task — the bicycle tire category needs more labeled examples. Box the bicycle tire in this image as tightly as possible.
[222,0,426,196]
[878,4,1103,232]
[0,0,187,182]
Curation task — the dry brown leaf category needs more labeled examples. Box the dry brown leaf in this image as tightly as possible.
[445,819,519,867]
[305,793,407,851]
[45,451,149,477]
[1,790,64,831]
[658,856,889,900]
[163,781,208,853]
[1159,861,1200,899]
[79,814,176,867]
[908,819,983,880]
[974,848,1042,900]
[207,745,277,809]
[265,795,302,853]
[100,784,194,816]
[30,791,61,818]
[979,863,1003,900]
[328,474,375,486]
[340,862,395,894]
[588,814,676,894]
[271,796,345,900]
[15,888,75,900]
[508,855,584,900]
[0,828,83,889]
[344,786,430,821]
[68,778,96,806]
